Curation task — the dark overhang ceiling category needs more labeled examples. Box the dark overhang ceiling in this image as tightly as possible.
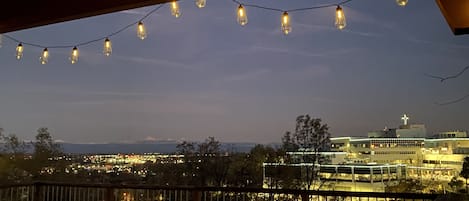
[0,0,172,34]
[436,0,469,35]
[0,0,467,35]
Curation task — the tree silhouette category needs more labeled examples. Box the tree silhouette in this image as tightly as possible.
[460,156,469,192]
[281,115,331,190]
[29,127,64,179]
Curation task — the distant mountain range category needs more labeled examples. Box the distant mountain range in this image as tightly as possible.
[59,142,264,154]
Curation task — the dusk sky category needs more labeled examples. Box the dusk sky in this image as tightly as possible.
[0,0,468,143]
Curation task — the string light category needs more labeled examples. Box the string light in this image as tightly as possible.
[70,46,79,64]
[2,0,365,63]
[137,21,146,40]
[171,1,181,18]
[281,12,291,35]
[335,5,346,30]
[15,43,23,60]
[196,0,206,8]
[40,48,49,64]
[103,38,112,56]
[396,0,408,7]
[237,5,248,26]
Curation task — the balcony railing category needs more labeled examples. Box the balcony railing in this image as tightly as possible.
[0,182,440,201]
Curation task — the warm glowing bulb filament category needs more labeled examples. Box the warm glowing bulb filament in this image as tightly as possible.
[171,1,181,18]
[281,12,291,35]
[335,6,346,30]
[16,43,23,60]
[70,46,79,64]
[196,0,206,8]
[396,0,408,7]
[137,21,146,40]
[40,48,49,64]
[237,5,248,26]
[103,38,112,56]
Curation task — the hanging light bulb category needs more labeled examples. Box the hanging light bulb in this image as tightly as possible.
[281,12,291,35]
[396,0,408,7]
[171,1,181,18]
[16,43,23,60]
[137,21,146,40]
[103,38,112,56]
[70,46,79,64]
[237,5,248,26]
[335,5,346,30]
[40,48,49,64]
[195,0,206,8]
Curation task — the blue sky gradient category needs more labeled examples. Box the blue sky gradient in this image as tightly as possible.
[0,0,468,143]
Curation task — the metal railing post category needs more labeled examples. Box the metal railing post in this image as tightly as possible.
[192,190,201,201]
[33,183,43,201]
[301,193,309,201]
[105,187,115,201]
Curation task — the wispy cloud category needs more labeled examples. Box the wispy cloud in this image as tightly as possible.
[250,43,362,59]
[294,22,382,38]
[282,65,332,80]
[219,69,271,83]
[250,45,326,57]
[402,37,469,50]
[342,29,381,38]
[19,84,157,98]
[114,55,195,70]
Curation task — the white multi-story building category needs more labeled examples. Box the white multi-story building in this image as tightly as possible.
[263,114,469,192]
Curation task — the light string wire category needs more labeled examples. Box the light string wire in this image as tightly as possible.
[2,4,164,49]
[424,65,469,105]
[231,0,353,12]
[1,0,353,51]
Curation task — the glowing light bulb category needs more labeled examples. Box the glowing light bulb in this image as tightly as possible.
[335,5,346,30]
[70,46,79,64]
[103,38,112,56]
[16,43,23,60]
[40,48,49,64]
[171,1,181,18]
[396,0,408,7]
[237,5,248,26]
[281,12,291,35]
[196,0,206,8]
[137,21,146,40]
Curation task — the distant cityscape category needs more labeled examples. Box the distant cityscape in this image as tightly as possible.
[27,114,466,195]
[58,142,258,154]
